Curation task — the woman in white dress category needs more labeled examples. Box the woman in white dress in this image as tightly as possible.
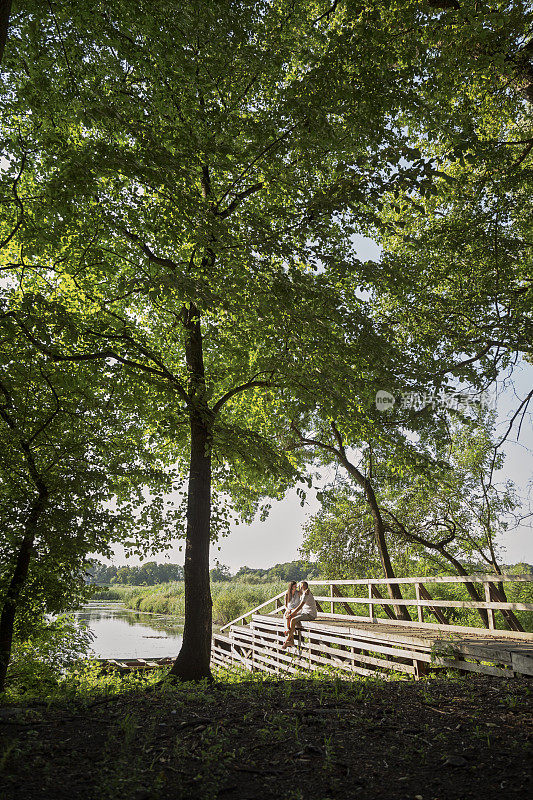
[283,581,300,634]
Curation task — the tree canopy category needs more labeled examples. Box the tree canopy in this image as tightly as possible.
[1,0,532,679]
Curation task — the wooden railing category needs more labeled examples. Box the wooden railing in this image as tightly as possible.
[220,574,533,635]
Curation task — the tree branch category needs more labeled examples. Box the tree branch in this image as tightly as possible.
[216,125,296,208]
[215,182,264,219]
[27,372,61,445]
[212,372,275,415]
[0,153,26,250]
[0,380,48,494]
[117,225,181,272]
[13,315,189,404]
[313,1,341,23]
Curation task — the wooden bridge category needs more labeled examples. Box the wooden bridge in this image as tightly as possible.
[211,575,533,679]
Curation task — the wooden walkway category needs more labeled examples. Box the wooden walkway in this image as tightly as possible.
[212,575,533,680]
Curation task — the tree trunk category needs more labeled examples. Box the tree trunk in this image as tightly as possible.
[0,491,47,691]
[0,0,12,67]
[393,524,491,628]
[362,478,411,621]
[169,307,213,681]
[434,547,490,628]
[328,423,410,621]
[487,561,524,632]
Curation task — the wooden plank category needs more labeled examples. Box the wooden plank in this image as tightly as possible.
[307,639,416,675]
[211,651,232,663]
[252,617,434,651]
[308,613,533,640]
[213,633,233,645]
[246,621,425,669]
[256,646,305,672]
[254,653,302,676]
[308,649,391,679]
[212,645,231,658]
[311,596,533,611]
[488,583,521,632]
[231,629,291,658]
[251,613,533,646]
[211,657,231,668]
[218,623,527,680]
[247,647,303,675]
[253,623,529,678]
[297,620,436,647]
[448,642,514,665]
[305,629,431,663]
[307,574,533,585]
[484,582,495,629]
[415,583,424,624]
[432,657,512,678]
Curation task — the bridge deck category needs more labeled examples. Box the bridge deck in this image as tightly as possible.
[212,613,533,679]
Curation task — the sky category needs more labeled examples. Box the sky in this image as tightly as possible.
[107,235,533,572]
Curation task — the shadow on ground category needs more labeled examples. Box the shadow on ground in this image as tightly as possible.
[1,672,531,799]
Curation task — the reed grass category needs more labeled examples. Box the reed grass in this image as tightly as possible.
[93,581,285,625]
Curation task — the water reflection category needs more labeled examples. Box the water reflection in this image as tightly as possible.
[76,602,184,659]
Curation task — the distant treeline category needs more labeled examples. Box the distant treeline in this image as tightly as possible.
[88,558,532,587]
[232,560,321,583]
[87,558,320,586]
[86,561,184,586]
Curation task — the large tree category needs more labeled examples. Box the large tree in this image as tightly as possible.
[2,0,531,678]
[0,0,428,679]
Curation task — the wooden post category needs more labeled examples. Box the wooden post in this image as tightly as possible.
[484,582,495,630]
[332,584,357,615]
[488,582,524,632]
[413,659,428,679]
[417,583,449,625]
[370,585,396,620]
[330,583,335,614]
[368,583,374,622]
[252,626,256,671]
[415,583,424,624]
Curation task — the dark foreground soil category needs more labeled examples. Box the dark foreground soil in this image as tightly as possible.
[0,672,531,800]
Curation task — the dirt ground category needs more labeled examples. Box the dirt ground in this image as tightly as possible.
[0,672,531,800]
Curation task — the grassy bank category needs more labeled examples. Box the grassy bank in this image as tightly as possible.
[93,581,285,625]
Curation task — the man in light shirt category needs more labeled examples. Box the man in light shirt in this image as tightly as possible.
[281,580,317,648]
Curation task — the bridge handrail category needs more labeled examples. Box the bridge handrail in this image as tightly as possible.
[306,574,533,585]
[219,574,533,633]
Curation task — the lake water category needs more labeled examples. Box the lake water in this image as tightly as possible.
[76,602,184,659]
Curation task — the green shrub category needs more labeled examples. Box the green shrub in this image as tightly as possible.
[6,614,93,692]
